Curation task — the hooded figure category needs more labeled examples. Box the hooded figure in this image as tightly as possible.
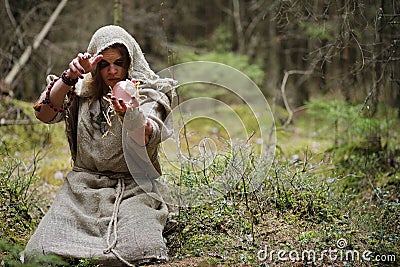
[24,25,177,266]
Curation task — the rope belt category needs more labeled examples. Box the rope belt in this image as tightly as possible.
[72,167,136,266]
[103,178,137,267]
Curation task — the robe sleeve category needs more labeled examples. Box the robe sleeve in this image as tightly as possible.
[132,87,174,147]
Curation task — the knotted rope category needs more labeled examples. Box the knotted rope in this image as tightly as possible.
[103,177,137,267]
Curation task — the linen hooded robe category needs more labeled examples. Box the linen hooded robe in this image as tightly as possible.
[24,25,177,266]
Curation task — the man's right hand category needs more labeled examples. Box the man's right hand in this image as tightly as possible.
[68,52,103,79]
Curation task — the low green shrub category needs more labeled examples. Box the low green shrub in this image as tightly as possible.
[0,146,43,245]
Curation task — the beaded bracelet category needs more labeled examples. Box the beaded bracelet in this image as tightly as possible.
[61,70,78,86]
[39,77,76,113]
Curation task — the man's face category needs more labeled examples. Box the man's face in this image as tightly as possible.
[98,48,128,88]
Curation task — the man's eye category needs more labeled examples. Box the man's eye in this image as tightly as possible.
[114,60,124,67]
[98,60,110,69]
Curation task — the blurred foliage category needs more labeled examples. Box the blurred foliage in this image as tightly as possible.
[306,98,395,147]
[177,51,264,87]
[299,21,335,41]
[306,98,399,177]
[0,240,67,267]
[2,0,398,109]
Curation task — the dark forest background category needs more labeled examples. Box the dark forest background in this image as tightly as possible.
[1,0,399,113]
[0,1,399,266]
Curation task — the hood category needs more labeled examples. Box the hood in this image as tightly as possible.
[87,25,154,80]
[77,25,177,100]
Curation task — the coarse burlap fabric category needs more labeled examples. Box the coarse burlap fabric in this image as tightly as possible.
[25,171,168,266]
[24,25,177,266]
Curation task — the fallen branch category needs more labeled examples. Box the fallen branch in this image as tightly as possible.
[2,0,68,94]
[280,69,313,128]
[0,118,38,126]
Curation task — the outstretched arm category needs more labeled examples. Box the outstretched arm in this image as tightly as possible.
[34,53,103,123]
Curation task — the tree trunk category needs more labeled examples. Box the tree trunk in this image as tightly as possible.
[232,0,245,54]
[341,38,350,101]
[114,0,123,26]
[2,0,68,95]
[371,0,385,115]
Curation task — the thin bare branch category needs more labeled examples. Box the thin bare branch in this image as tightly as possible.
[0,118,38,126]
[4,0,24,48]
[280,70,313,128]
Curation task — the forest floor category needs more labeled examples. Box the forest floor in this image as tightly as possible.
[1,97,399,266]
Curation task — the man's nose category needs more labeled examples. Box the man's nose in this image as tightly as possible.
[109,64,118,74]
